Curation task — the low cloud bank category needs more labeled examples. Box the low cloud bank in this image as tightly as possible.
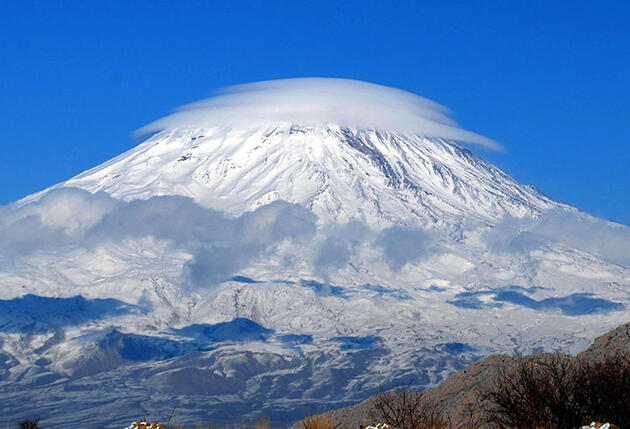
[138,78,501,150]
[2,189,628,288]
[0,188,316,286]
[0,189,443,285]
[314,221,370,276]
[483,209,630,267]
[377,226,436,271]
[313,222,440,277]
[0,189,119,254]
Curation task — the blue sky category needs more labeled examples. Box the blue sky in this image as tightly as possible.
[1,1,629,225]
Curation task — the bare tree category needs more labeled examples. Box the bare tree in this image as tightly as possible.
[19,420,40,429]
[478,353,630,428]
[572,354,630,427]
[369,386,446,429]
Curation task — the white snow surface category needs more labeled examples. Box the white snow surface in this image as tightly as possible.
[30,126,554,227]
[1,124,629,427]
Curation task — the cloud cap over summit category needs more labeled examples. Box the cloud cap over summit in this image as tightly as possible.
[138,78,500,150]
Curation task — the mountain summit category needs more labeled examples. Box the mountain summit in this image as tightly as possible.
[58,126,556,226]
[31,78,550,226]
[1,79,629,427]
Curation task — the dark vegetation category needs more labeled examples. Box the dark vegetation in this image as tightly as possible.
[368,386,445,429]
[301,415,337,429]
[18,420,39,429]
[293,351,630,429]
[478,353,630,428]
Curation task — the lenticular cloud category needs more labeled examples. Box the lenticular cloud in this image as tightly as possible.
[138,78,500,150]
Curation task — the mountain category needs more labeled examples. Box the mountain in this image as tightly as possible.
[42,126,557,227]
[288,321,630,429]
[0,79,629,427]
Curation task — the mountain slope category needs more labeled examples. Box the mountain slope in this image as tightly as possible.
[289,321,630,429]
[38,126,559,227]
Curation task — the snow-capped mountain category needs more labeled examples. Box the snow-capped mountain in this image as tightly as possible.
[49,126,558,227]
[1,79,629,427]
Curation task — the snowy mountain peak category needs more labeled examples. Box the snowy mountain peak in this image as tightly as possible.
[55,125,557,227]
[24,78,557,226]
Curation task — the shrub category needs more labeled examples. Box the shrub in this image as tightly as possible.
[572,354,630,427]
[301,414,337,429]
[19,420,40,429]
[369,386,446,429]
[478,354,578,428]
[478,353,630,428]
[252,419,271,429]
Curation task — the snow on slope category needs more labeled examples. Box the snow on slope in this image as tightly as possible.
[1,79,629,427]
[41,126,558,227]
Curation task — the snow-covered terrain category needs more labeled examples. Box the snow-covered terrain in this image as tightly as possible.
[56,126,557,226]
[1,79,629,427]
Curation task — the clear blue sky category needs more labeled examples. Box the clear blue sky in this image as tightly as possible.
[1,1,629,225]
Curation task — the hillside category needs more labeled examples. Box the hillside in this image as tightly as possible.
[289,322,630,428]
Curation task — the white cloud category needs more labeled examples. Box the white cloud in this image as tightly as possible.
[0,188,443,284]
[483,209,630,267]
[314,221,370,277]
[1,188,118,238]
[137,78,501,150]
[376,226,437,271]
[5,189,627,290]
[313,222,440,276]
[0,189,317,285]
